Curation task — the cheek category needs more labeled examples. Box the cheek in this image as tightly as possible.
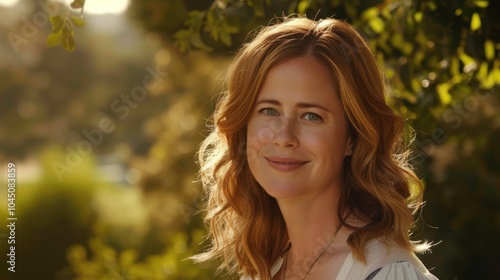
[246,122,261,165]
[246,120,274,167]
[302,127,348,157]
[247,119,277,147]
[299,126,330,144]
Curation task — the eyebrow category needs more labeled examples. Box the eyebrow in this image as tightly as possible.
[255,99,330,112]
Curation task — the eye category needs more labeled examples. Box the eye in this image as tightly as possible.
[258,108,279,116]
[303,112,323,122]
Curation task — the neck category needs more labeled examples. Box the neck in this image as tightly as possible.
[277,189,343,265]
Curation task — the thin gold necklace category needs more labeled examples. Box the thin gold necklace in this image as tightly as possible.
[282,225,342,280]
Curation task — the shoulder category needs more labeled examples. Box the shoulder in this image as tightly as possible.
[336,239,438,280]
[367,260,439,280]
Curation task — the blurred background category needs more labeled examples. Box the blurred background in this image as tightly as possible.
[0,0,498,279]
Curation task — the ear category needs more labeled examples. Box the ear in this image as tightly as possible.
[344,136,354,156]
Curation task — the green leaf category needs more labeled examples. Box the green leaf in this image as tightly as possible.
[50,15,64,33]
[361,7,379,22]
[481,72,495,88]
[490,71,500,86]
[211,27,219,41]
[474,1,489,8]
[450,58,460,76]
[411,77,421,93]
[70,16,85,27]
[190,33,212,52]
[368,17,384,34]
[414,12,423,23]
[70,0,85,9]
[61,29,76,52]
[402,42,413,55]
[471,13,481,31]
[484,40,495,61]
[477,62,488,79]
[298,0,310,14]
[46,31,62,47]
[174,29,191,52]
[390,33,404,48]
[458,48,476,68]
[185,11,202,27]
[225,23,239,34]
[219,30,231,46]
[206,10,215,30]
[437,83,452,105]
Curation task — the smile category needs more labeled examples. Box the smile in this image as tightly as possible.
[265,157,309,171]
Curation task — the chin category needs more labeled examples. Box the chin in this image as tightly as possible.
[260,182,304,199]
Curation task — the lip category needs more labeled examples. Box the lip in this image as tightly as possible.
[265,157,309,171]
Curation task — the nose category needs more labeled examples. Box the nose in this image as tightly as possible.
[272,118,299,148]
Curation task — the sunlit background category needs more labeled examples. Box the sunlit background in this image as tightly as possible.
[0,0,130,14]
[0,0,18,7]
[0,0,226,279]
[0,0,499,279]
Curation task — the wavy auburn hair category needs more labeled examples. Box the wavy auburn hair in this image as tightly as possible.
[194,17,427,279]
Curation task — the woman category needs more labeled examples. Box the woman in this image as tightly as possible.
[194,16,437,280]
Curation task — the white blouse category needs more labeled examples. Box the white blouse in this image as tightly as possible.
[240,239,438,280]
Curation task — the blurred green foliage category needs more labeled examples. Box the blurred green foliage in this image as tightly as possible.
[52,50,229,278]
[1,2,223,278]
[0,0,498,279]
[44,0,86,52]
[46,15,85,52]
[128,0,500,278]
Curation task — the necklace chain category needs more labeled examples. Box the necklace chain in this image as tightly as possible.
[282,225,342,280]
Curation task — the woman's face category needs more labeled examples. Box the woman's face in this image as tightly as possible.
[246,56,352,200]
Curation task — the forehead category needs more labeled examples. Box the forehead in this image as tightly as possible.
[257,56,340,105]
